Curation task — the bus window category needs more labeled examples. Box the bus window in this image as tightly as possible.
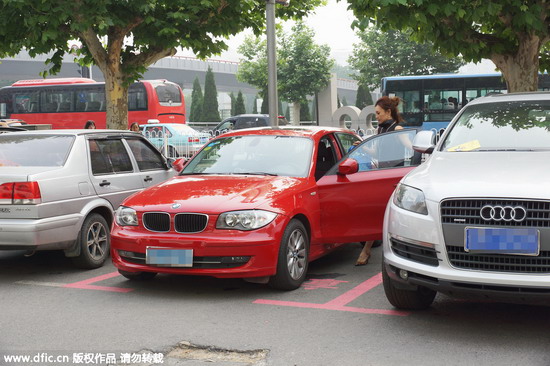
[14,90,39,113]
[129,83,147,111]
[155,83,182,105]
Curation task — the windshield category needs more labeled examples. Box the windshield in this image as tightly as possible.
[441,100,550,152]
[182,135,313,177]
[0,135,74,167]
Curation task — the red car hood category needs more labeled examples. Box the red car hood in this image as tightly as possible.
[123,174,307,214]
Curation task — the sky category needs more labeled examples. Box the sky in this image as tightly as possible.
[178,0,496,74]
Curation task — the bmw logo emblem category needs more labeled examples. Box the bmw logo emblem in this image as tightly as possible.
[172,203,181,209]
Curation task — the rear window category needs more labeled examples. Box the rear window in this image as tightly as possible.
[155,83,182,105]
[0,135,74,167]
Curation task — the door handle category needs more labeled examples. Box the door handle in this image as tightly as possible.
[144,176,153,182]
[99,180,111,187]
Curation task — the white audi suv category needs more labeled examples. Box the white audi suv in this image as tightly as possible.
[383,92,550,309]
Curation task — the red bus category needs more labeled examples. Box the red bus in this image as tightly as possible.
[0,78,186,128]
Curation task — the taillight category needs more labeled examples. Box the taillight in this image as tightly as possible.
[0,181,41,204]
[188,137,199,143]
[0,183,14,204]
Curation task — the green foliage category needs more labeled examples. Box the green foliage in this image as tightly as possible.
[348,27,464,91]
[278,22,334,105]
[235,91,246,115]
[332,63,358,79]
[189,77,203,122]
[347,0,550,92]
[342,97,348,107]
[261,95,268,114]
[237,22,333,107]
[355,84,368,109]
[0,0,324,128]
[300,102,311,121]
[201,66,220,122]
[229,92,236,116]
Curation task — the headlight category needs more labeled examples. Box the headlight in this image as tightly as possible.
[393,184,428,215]
[216,210,277,231]
[115,206,138,226]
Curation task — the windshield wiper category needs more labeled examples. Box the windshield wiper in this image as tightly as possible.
[232,172,278,176]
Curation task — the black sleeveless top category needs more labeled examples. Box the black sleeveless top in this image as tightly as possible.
[377,119,398,134]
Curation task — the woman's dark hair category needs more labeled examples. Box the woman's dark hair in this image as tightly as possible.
[129,122,140,131]
[375,96,404,124]
[84,120,96,129]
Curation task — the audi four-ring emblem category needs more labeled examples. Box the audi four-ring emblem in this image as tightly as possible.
[479,205,527,222]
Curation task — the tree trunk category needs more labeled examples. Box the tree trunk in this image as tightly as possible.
[292,102,301,125]
[490,33,542,93]
[104,71,129,130]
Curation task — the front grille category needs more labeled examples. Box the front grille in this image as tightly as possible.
[143,212,170,232]
[441,199,550,227]
[118,251,249,268]
[447,245,550,273]
[175,213,208,233]
[390,237,439,266]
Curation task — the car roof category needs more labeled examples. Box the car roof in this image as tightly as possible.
[213,125,357,139]
[468,91,550,106]
[0,129,141,137]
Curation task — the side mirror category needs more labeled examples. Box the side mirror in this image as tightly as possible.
[338,158,359,175]
[412,130,436,154]
[171,157,187,172]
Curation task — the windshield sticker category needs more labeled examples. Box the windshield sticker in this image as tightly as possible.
[447,140,481,152]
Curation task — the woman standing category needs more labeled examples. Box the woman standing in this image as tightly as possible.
[355,96,404,266]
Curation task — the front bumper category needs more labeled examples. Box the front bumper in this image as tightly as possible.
[111,218,285,278]
[384,199,550,304]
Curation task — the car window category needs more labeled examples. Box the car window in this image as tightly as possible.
[315,136,338,180]
[126,138,167,171]
[89,139,133,175]
[335,132,362,154]
[235,117,267,129]
[350,130,419,171]
[0,135,73,167]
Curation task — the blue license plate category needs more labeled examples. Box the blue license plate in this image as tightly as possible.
[465,227,539,256]
[146,247,193,267]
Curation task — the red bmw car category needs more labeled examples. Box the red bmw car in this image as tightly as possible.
[111,126,420,290]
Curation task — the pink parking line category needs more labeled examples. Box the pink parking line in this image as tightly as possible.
[253,272,410,316]
[63,271,133,293]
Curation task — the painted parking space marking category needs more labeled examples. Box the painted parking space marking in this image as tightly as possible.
[63,271,133,293]
[16,280,66,288]
[303,278,348,290]
[16,271,132,293]
[254,272,410,316]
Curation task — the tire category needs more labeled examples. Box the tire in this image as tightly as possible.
[119,270,157,281]
[269,219,309,291]
[72,213,110,269]
[382,261,436,310]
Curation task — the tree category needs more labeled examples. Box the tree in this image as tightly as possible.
[0,1,324,129]
[201,66,220,122]
[342,97,348,107]
[189,77,203,122]
[347,0,550,92]
[237,22,333,122]
[229,92,236,116]
[279,22,334,122]
[355,84,371,109]
[300,101,311,122]
[235,91,246,115]
[348,28,464,91]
